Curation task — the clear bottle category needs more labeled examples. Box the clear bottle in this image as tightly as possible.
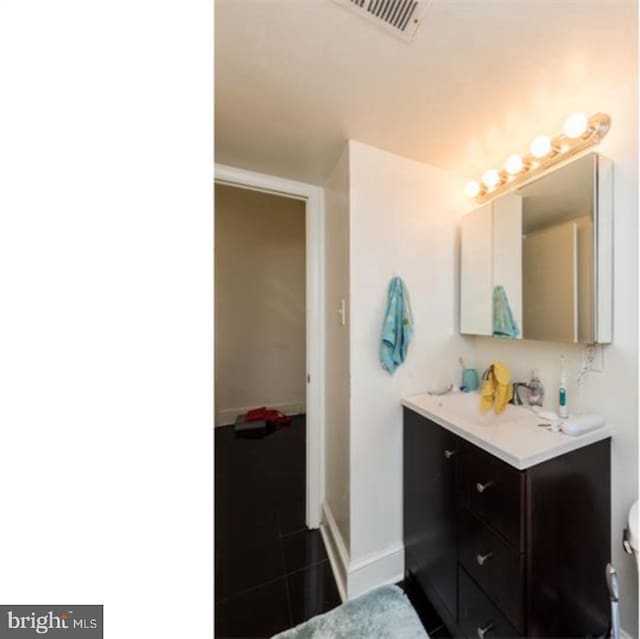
[528,369,544,407]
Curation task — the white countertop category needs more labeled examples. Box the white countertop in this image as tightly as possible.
[401,391,612,470]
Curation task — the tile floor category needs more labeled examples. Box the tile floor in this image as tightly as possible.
[215,414,449,638]
[215,415,341,638]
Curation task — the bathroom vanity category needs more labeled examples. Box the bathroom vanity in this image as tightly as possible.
[402,392,612,638]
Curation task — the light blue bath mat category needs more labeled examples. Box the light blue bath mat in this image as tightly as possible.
[273,584,428,638]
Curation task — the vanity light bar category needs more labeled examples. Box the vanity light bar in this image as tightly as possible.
[465,112,611,204]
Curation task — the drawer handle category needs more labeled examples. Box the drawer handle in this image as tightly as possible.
[476,481,494,494]
[444,449,456,459]
[476,552,494,566]
[477,623,494,639]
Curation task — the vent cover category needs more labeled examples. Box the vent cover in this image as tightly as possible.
[332,0,430,43]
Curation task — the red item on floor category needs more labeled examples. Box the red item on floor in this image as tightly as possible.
[244,407,291,425]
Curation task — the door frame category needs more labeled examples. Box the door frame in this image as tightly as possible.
[214,163,325,529]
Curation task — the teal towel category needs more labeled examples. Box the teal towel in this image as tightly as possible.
[380,277,413,374]
[493,285,520,338]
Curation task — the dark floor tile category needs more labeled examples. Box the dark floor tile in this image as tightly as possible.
[215,578,291,639]
[272,473,306,503]
[282,529,328,574]
[286,561,341,626]
[429,624,452,638]
[215,533,284,602]
[216,505,281,575]
[401,577,446,634]
[277,501,306,536]
[215,414,340,637]
[217,503,280,545]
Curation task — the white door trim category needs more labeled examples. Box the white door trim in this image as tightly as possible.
[214,163,325,529]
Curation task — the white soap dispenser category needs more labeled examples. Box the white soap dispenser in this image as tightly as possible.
[558,355,569,419]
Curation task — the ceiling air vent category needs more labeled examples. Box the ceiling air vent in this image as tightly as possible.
[332,0,430,43]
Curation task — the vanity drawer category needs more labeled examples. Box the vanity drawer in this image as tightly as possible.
[462,445,525,551]
[459,508,524,632]
[459,567,521,639]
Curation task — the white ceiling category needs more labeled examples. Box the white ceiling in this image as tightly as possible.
[215,0,637,185]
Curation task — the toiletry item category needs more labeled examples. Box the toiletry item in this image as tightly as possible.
[427,384,454,396]
[528,369,544,407]
[461,368,479,392]
[532,408,559,421]
[531,406,561,430]
[606,564,621,639]
[558,355,568,419]
[537,421,562,432]
[560,413,605,436]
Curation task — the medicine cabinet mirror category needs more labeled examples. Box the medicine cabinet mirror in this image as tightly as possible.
[459,152,613,344]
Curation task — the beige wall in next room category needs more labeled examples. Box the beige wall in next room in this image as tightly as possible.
[215,184,306,426]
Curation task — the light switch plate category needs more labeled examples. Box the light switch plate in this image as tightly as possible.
[338,298,346,326]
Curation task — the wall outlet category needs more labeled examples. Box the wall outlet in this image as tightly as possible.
[582,344,604,373]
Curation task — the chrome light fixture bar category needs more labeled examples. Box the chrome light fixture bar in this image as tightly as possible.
[464,112,611,204]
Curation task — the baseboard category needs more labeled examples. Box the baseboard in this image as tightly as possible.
[320,502,349,602]
[347,543,404,599]
[320,502,405,601]
[320,524,347,603]
[321,503,349,568]
[215,401,306,427]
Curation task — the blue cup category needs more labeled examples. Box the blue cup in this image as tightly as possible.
[462,368,479,392]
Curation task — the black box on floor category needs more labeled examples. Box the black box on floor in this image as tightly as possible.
[234,417,267,438]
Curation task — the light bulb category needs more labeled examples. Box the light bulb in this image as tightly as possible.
[464,180,480,198]
[530,135,552,158]
[504,154,524,175]
[563,112,588,138]
[481,169,500,188]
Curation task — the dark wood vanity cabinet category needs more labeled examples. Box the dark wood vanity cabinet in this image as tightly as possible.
[404,408,459,624]
[403,407,611,638]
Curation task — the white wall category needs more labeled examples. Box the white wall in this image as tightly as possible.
[324,146,351,550]
[214,185,306,425]
[347,141,475,576]
[470,79,638,635]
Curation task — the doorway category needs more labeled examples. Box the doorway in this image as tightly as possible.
[214,164,325,530]
[215,184,307,427]
[214,166,332,636]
